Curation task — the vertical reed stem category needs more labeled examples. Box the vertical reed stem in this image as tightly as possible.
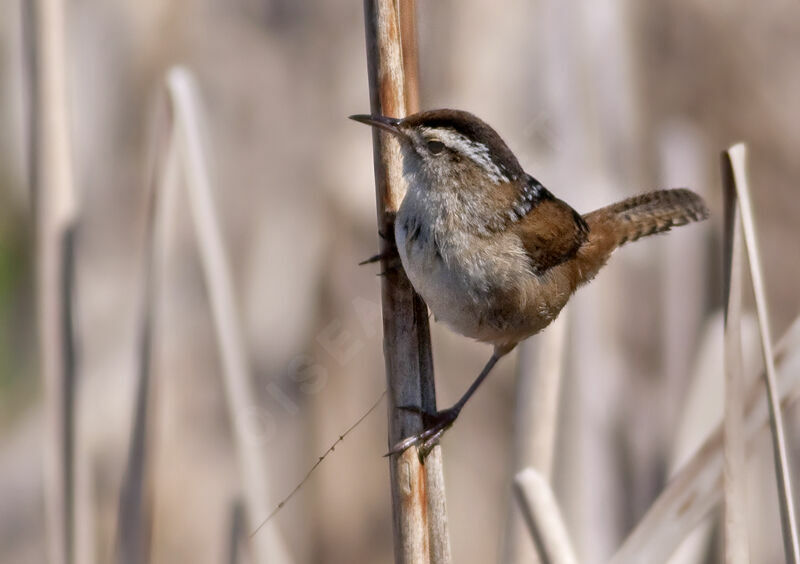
[720,149,750,563]
[360,1,451,561]
[32,0,78,562]
[166,68,292,564]
[725,144,800,563]
[113,93,175,564]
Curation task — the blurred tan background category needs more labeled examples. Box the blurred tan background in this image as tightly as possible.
[1,0,799,563]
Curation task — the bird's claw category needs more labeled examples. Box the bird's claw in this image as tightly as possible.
[358,247,400,267]
[384,407,461,459]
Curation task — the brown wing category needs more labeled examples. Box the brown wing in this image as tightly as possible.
[510,177,589,273]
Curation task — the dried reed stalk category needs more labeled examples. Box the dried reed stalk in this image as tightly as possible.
[720,148,750,562]
[513,468,578,564]
[113,91,178,564]
[361,0,451,561]
[227,499,246,564]
[610,317,800,564]
[725,144,800,562]
[503,312,570,564]
[165,68,292,564]
[31,0,78,562]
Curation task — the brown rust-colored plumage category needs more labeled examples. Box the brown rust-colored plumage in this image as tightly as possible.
[571,189,709,285]
[487,174,589,274]
[513,197,589,273]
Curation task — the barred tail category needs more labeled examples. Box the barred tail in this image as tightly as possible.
[583,188,709,248]
[569,189,709,285]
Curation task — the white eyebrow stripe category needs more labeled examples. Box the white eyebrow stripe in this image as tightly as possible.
[420,127,510,184]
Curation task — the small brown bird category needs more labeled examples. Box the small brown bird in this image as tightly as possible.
[351,109,708,454]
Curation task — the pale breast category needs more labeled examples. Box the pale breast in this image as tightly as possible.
[397,210,542,344]
[394,181,577,348]
[395,210,459,327]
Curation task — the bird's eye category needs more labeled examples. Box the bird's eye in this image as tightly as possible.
[426,140,445,154]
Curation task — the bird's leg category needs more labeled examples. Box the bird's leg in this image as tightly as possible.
[388,352,502,457]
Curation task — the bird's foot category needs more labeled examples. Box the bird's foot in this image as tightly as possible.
[385,405,461,459]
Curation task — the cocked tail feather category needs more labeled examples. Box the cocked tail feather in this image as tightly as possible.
[584,188,709,247]
[571,189,709,286]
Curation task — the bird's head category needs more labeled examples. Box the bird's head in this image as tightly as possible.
[350,109,524,198]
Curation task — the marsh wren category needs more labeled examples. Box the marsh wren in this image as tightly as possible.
[351,109,708,455]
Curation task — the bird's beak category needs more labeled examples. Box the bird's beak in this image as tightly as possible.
[349,114,405,138]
